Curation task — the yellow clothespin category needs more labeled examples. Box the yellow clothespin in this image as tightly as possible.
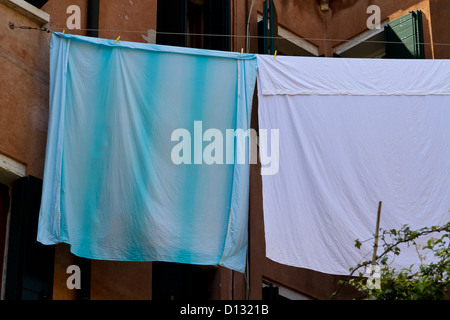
[63,29,65,34]
[114,36,120,44]
[274,50,277,59]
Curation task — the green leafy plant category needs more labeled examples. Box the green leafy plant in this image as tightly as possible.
[332,218,450,300]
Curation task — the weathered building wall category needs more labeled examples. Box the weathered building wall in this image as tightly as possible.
[429,0,450,58]
[0,2,49,179]
[98,0,157,43]
[2,0,449,301]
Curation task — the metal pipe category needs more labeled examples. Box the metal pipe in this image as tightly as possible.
[246,0,255,52]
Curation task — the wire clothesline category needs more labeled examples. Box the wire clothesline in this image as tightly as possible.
[9,23,450,48]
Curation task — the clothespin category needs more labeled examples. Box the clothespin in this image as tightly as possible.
[274,50,277,59]
[114,36,120,44]
[241,48,244,55]
[62,29,65,34]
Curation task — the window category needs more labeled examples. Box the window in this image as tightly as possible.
[24,0,48,8]
[4,177,55,300]
[156,0,230,51]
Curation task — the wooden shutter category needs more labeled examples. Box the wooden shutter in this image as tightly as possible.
[4,176,55,300]
[385,10,425,59]
[156,0,187,47]
[258,0,278,54]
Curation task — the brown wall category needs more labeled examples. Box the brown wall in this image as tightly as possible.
[98,0,156,42]
[0,3,50,179]
[260,0,326,54]
[429,0,450,58]
[42,0,88,36]
[90,260,152,300]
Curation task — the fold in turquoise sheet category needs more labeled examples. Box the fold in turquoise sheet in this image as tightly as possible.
[37,33,257,273]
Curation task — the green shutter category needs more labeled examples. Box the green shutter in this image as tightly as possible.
[259,0,278,55]
[385,10,425,59]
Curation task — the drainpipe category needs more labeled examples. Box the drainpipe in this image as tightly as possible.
[246,0,255,53]
[87,0,99,37]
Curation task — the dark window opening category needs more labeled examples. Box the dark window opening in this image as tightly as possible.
[187,0,205,49]
[157,0,230,51]
[152,262,216,300]
[4,176,55,300]
[262,283,280,300]
[24,0,48,9]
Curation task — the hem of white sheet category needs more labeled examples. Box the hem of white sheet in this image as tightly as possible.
[259,90,450,97]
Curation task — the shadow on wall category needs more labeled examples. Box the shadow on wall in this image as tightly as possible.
[24,0,49,8]
[329,0,359,11]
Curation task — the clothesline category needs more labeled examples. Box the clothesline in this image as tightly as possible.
[8,22,450,47]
